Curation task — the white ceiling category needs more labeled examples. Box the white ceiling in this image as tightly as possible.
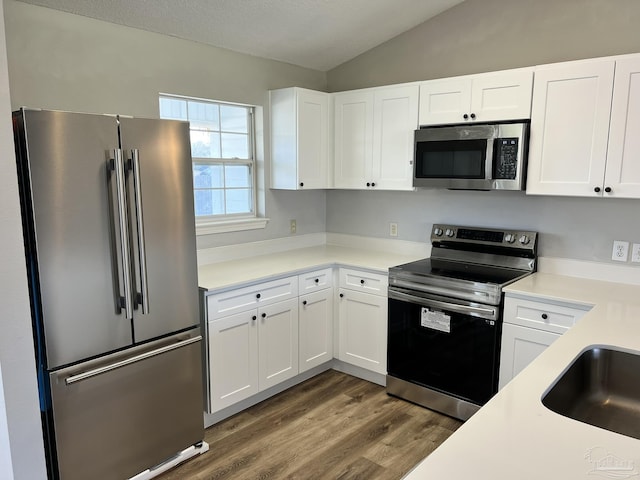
[15,0,465,71]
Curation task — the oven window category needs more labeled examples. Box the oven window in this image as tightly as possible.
[416,139,486,179]
[387,297,500,405]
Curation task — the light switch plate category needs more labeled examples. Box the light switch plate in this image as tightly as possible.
[632,243,640,263]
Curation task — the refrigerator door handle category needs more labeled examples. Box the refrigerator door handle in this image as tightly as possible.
[113,148,134,320]
[131,149,150,315]
[65,335,202,385]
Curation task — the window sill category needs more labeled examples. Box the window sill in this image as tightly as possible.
[196,217,269,235]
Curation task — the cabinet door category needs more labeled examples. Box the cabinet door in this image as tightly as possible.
[334,90,374,189]
[371,85,418,190]
[470,69,533,122]
[338,288,387,374]
[418,78,471,126]
[527,60,615,196]
[297,89,329,189]
[605,56,640,198]
[209,310,259,412]
[258,298,299,390]
[299,289,334,372]
[498,323,560,390]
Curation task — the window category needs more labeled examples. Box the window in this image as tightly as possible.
[160,94,264,233]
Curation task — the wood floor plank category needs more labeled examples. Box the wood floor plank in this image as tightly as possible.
[155,370,462,480]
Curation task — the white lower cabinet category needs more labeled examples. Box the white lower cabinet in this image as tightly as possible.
[299,288,334,372]
[258,298,299,390]
[498,295,591,389]
[337,268,388,375]
[498,323,560,390]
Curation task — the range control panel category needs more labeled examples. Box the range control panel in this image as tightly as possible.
[431,224,537,251]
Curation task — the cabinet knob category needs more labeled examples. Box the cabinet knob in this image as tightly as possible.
[252,315,257,321]
[339,293,344,298]
[314,278,319,283]
[605,186,612,193]
[541,313,548,320]
[470,113,476,119]
[256,293,261,299]
[261,313,267,318]
[302,300,307,306]
[360,279,365,285]
[594,187,601,193]
[371,182,376,187]
[300,182,304,187]
[463,114,469,120]
[366,182,371,187]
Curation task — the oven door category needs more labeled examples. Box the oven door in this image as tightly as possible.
[388,287,501,406]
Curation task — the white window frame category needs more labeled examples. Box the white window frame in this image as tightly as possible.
[159,93,268,235]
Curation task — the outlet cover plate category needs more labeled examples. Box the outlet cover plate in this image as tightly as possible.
[612,240,629,262]
[632,243,640,263]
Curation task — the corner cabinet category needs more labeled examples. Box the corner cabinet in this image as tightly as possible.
[526,55,640,198]
[337,268,388,374]
[333,85,418,190]
[270,87,330,189]
[418,68,533,126]
[498,295,591,390]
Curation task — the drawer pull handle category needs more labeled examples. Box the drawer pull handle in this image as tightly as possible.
[541,313,548,320]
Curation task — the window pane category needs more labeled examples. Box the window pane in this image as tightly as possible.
[194,189,224,216]
[221,133,249,159]
[191,130,221,158]
[188,101,219,131]
[220,105,248,133]
[193,164,223,189]
[225,188,252,214]
[159,98,187,120]
[225,164,251,188]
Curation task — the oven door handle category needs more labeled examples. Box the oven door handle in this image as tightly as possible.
[389,288,498,320]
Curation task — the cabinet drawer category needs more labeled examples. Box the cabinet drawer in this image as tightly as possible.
[207,276,298,320]
[298,268,333,293]
[339,268,388,296]
[504,297,591,334]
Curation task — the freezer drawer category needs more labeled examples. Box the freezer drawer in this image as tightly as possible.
[49,330,204,480]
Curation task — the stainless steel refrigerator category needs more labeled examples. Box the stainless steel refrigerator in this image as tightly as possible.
[13,108,205,480]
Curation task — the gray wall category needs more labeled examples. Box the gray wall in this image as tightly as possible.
[4,0,328,250]
[0,0,47,478]
[326,0,640,263]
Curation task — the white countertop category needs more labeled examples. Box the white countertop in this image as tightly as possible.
[405,272,640,479]
[198,244,424,292]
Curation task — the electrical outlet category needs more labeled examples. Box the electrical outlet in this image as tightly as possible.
[632,243,640,263]
[390,223,398,237]
[290,219,296,234]
[612,240,629,262]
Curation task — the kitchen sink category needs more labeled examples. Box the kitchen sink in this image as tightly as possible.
[542,347,640,440]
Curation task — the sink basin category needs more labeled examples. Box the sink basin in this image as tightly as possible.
[542,347,640,440]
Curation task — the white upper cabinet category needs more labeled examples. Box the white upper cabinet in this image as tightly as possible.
[526,58,626,197]
[418,68,533,126]
[605,56,640,197]
[270,87,330,189]
[334,84,418,190]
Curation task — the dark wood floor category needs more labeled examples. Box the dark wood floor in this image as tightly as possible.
[157,370,462,480]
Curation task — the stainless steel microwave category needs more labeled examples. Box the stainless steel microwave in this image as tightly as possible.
[413,121,530,190]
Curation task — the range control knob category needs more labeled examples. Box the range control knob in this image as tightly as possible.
[519,235,530,245]
[504,234,516,244]
[445,228,455,238]
[433,227,443,236]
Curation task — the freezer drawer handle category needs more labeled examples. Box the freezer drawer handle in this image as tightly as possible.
[131,149,150,315]
[112,149,134,319]
[64,335,202,385]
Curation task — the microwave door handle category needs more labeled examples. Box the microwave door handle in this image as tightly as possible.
[389,289,497,320]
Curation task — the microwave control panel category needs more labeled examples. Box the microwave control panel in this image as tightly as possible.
[493,138,519,179]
